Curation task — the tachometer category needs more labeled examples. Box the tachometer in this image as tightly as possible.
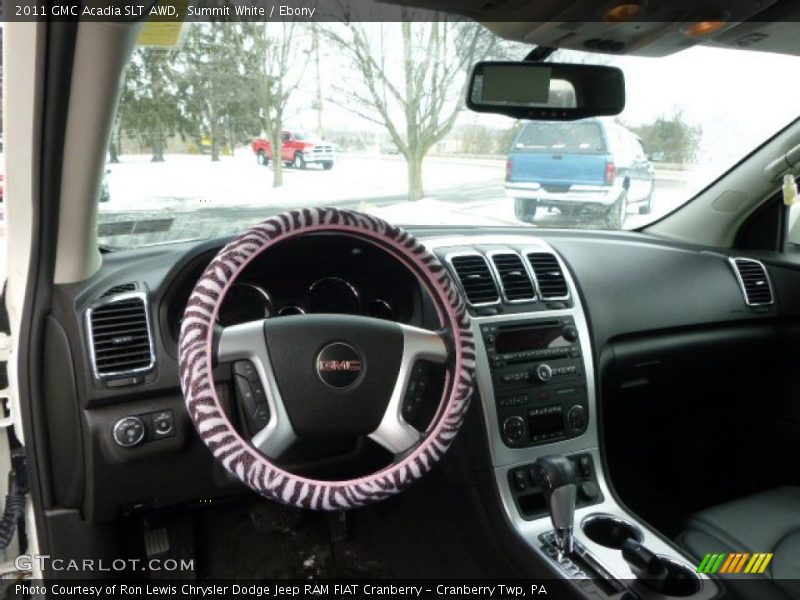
[217,283,272,326]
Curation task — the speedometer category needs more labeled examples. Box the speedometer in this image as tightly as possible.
[307,277,360,315]
[217,283,272,326]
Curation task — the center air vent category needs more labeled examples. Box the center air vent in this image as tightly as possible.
[731,258,774,306]
[490,252,535,302]
[101,282,137,298]
[526,252,569,300]
[87,293,155,380]
[449,254,500,305]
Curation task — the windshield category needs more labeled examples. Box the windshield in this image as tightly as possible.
[98,22,800,249]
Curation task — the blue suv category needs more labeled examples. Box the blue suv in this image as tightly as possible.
[506,119,655,229]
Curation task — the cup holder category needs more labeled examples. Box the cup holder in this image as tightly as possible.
[582,514,644,549]
[637,556,702,597]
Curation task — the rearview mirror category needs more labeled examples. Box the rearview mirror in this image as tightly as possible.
[467,61,625,121]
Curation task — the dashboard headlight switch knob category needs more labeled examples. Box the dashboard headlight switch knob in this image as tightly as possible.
[113,416,146,448]
[536,363,553,382]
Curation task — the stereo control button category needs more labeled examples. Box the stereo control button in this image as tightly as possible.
[563,325,578,342]
[502,416,526,443]
[536,364,553,382]
[567,405,587,430]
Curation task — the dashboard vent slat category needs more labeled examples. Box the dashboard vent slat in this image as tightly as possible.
[526,252,569,300]
[490,253,535,302]
[87,294,155,380]
[101,282,137,298]
[731,258,774,306]
[449,254,500,305]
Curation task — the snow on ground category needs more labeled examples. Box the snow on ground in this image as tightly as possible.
[365,197,519,226]
[101,147,504,212]
[96,148,693,246]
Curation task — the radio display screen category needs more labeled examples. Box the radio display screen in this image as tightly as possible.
[528,410,564,435]
[495,325,568,353]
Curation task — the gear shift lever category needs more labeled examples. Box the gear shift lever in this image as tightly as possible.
[532,455,577,557]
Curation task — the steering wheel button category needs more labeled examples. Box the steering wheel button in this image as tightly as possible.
[412,362,427,378]
[235,375,257,415]
[234,360,256,378]
[252,405,269,430]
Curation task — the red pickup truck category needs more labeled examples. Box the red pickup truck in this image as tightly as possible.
[251,130,335,170]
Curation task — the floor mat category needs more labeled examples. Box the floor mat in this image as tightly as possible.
[195,476,491,579]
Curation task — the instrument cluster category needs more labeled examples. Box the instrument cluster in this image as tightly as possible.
[164,233,424,346]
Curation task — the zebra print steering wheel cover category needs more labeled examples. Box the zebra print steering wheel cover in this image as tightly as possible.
[179,208,475,510]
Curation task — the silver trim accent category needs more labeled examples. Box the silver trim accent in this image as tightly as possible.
[368,324,448,455]
[277,305,306,316]
[729,257,775,307]
[486,249,537,304]
[549,484,577,556]
[85,290,156,381]
[217,320,297,459]
[112,416,146,448]
[444,251,501,307]
[526,251,572,302]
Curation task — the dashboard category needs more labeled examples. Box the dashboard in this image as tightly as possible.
[44,225,792,527]
[36,220,800,594]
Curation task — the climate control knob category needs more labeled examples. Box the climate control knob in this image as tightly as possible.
[535,363,553,382]
[502,416,526,444]
[113,416,145,448]
[567,405,587,430]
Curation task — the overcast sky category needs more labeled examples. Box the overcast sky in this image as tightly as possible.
[289,27,799,172]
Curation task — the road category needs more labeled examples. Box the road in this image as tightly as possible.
[98,151,695,247]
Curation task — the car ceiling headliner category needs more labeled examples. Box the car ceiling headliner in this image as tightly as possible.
[379,0,800,57]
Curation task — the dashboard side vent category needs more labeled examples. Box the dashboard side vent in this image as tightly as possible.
[526,252,570,300]
[101,282,137,298]
[86,293,155,380]
[490,252,535,302]
[449,254,500,305]
[731,258,774,306]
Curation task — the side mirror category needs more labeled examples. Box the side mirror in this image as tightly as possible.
[467,61,625,121]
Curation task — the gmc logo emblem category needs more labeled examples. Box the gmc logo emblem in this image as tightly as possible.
[318,360,362,372]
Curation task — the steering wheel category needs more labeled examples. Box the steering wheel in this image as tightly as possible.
[179,208,475,510]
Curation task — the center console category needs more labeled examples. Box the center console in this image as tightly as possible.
[481,318,588,447]
[431,236,717,600]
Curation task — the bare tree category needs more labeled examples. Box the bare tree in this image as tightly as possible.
[244,23,312,188]
[324,19,496,201]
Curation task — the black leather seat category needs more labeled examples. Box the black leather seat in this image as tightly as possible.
[678,486,800,600]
